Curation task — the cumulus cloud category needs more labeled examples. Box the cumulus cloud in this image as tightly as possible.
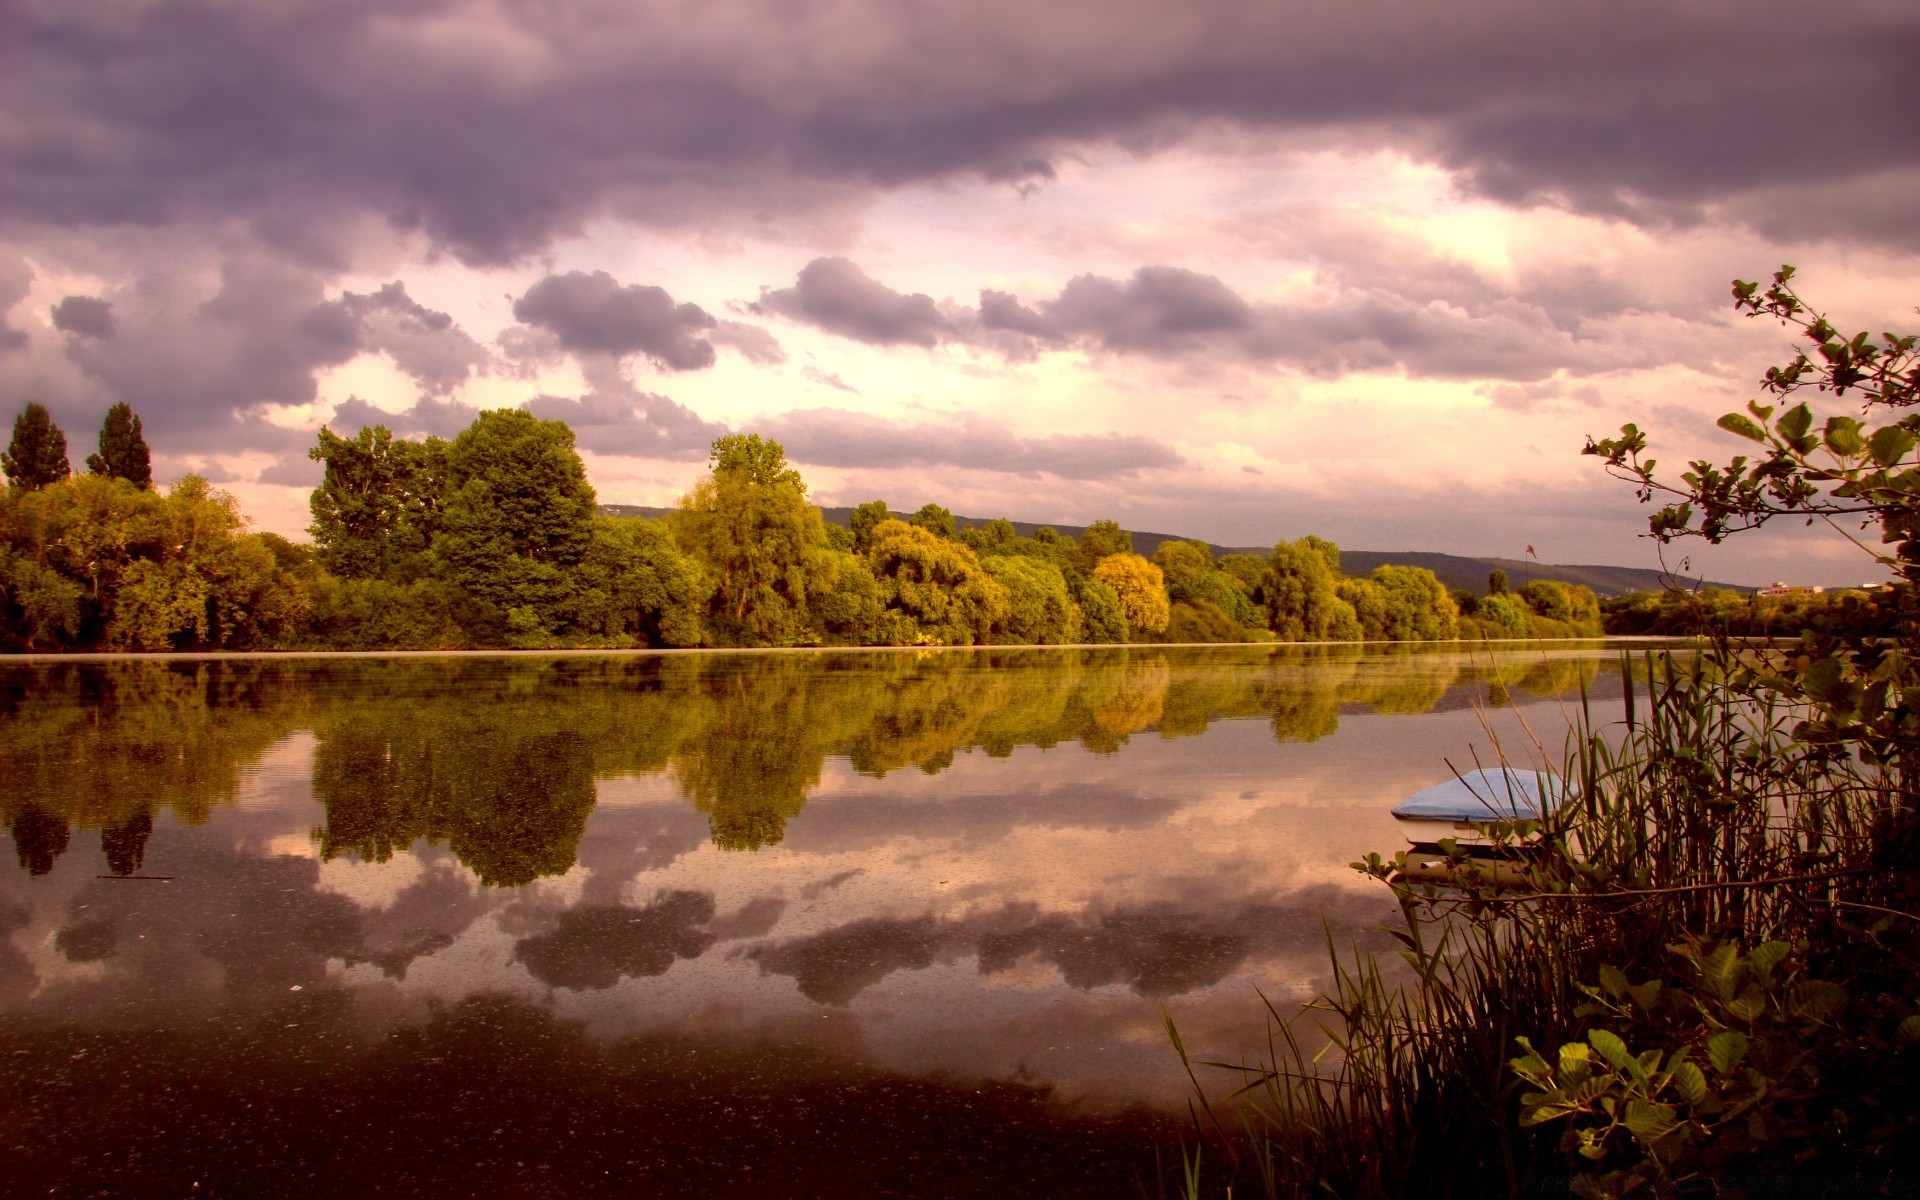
[329,394,482,440]
[330,282,490,394]
[51,295,116,339]
[708,320,786,365]
[753,257,955,347]
[512,271,717,370]
[521,358,726,458]
[756,409,1185,479]
[770,258,1707,381]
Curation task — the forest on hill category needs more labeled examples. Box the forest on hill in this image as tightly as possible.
[0,402,1626,653]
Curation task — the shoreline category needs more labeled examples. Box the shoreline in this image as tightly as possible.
[0,635,1692,663]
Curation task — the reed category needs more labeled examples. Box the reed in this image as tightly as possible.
[1170,646,1919,1198]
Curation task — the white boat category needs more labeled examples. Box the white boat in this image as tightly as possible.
[1390,767,1566,887]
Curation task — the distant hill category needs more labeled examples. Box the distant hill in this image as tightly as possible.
[598,504,1742,596]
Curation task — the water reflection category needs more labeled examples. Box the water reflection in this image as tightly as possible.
[5,645,1614,880]
[0,644,1641,1196]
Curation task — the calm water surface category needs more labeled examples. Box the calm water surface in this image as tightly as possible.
[1,643,1648,1197]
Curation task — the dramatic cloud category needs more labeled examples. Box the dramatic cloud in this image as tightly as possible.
[51,296,116,339]
[756,409,1185,479]
[522,359,727,458]
[754,257,954,348]
[708,320,786,365]
[513,272,717,370]
[330,282,489,394]
[329,394,482,440]
[3,1,1911,266]
[767,258,1699,382]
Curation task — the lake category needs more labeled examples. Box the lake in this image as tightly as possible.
[1,643,1649,1197]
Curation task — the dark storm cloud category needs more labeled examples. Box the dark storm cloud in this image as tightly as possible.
[756,408,1185,479]
[51,255,360,444]
[2,0,1912,265]
[763,258,1714,381]
[753,258,954,348]
[51,296,116,339]
[521,358,727,459]
[34,258,490,454]
[513,272,717,371]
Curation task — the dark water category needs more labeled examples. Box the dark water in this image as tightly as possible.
[1,643,1643,1197]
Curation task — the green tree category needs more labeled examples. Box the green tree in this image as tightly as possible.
[574,516,711,647]
[1369,564,1460,641]
[866,519,1008,645]
[1071,575,1129,643]
[1092,552,1169,637]
[1336,576,1389,640]
[1077,518,1132,569]
[4,403,71,491]
[909,502,956,539]
[432,410,597,641]
[1218,553,1269,599]
[804,546,886,644]
[982,554,1082,644]
[849,499,893,554]
[1156,539,1258,629]
[85,402,152,489]
[308,424,449,580]
[675,434,824,647]
[1303,534,1341,575]
[1264,538,1346,641]
[1488,568,1510,595]
[960,516,1018,556]
[1477,591,1533,638]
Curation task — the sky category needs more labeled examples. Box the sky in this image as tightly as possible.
[2,0,1915,585]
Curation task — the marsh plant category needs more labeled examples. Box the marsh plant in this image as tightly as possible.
[1174,271,1919,1198]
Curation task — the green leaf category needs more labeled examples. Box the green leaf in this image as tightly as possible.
[1699,943,1739,997]
[1598,964,1629,998]
[1588,1028,1634,1071]
[1624,1099,1678,1140]
[1897,1014,1920,1049]
[1868,425,1917,468]
[1747,941,1789,980]
[1672,1060,1708,1106]
[1717,413,1768,442]
[1791,980,1848,1023]
[1558,1041,1594,1080]
[1708,1030,1748,1076]
[1777,403,1813,441]
[1823,416,1864,456]
[1726,986,1767,1022]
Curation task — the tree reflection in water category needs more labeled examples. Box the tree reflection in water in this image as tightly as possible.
[1,645,1613,883]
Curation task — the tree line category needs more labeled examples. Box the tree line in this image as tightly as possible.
[3,400,1559,652]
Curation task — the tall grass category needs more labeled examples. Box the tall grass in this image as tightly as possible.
[1170,650,1919,1198]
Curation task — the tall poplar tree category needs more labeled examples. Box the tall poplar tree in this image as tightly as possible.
[86,402,153,488]
[3,403,72,490]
